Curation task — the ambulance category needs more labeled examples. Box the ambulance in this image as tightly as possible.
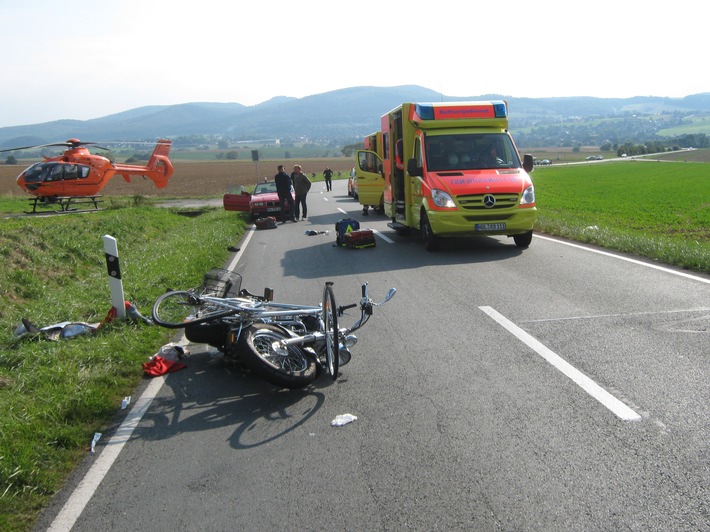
[355,100,537,251]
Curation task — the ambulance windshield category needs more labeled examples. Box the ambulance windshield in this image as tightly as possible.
[425,133,520,171]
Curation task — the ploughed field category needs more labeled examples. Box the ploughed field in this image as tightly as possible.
[0,158,354,198]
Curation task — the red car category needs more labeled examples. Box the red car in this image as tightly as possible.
[223,181,293,219]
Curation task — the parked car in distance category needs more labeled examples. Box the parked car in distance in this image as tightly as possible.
[223,181,293,219]
[347,167,359,199]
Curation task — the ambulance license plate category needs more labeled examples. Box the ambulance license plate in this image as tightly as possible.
[475,223,506,231]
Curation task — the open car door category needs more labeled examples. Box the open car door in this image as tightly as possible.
[223,190,251,212]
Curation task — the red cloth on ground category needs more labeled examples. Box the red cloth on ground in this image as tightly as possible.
[142,355,187,377]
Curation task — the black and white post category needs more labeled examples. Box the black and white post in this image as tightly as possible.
[103,235,126,319]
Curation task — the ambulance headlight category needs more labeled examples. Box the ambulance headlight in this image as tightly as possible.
[520,185,535,206]
[431,189,456,208]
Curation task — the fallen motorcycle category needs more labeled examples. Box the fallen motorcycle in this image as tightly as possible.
[151,268,396,388]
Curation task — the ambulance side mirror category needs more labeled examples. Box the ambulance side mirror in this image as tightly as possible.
[407,158,422,177]
[523,154,534,173]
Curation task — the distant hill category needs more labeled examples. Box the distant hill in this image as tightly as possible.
[1,86,709,148]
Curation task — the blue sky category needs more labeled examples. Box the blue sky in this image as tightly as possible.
[1,0,706,127]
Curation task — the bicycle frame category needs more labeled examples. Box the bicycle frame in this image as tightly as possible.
[152,273,395,385]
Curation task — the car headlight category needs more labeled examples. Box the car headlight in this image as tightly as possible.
[431,189,456,208]
[520,185,535,206]
[252,202,265,207]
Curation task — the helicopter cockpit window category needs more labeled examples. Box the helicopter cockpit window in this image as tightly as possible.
[79,165,90,178]
[64,165,78,180]
[47,164,64,182]
[22,162,47,184]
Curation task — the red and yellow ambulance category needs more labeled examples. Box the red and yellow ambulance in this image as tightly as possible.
[355,101,537,250]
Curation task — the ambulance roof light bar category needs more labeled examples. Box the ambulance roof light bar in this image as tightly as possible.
[414,101,508,120]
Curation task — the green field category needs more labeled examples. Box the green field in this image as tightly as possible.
[531,160,710,271]
[1,158,709,530]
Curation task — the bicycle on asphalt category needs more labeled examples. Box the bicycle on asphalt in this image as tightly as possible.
[151,268,396,388]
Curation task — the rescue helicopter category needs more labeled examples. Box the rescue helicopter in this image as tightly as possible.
[0,138,174,213]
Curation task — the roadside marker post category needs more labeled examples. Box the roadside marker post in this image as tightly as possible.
[103,235,126,319]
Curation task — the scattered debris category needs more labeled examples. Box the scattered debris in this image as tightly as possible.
[331,413,358,427]
[254,216,278,229]
[305,230,329,236]
[125,301,152,324]
[142,343,190,377]
[90,432,102,454]
[13,301,152,341]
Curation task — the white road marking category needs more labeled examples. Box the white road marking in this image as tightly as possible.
[520,307,710,324]
[372,229,394,244]
[48,375,168,531]
[226,225,255,271]
[535,234,710,285]
[479,306,642,422]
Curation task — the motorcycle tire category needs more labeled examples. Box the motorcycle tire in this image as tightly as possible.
[237,323,317,389]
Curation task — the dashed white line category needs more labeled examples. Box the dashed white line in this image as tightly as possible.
[479,305,642,421]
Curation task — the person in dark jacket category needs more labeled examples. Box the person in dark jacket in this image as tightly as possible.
[323,167,333,191]
[274,165,296,223]
[291,164,311,220]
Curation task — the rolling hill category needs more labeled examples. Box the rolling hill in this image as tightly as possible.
[1,86,709,148]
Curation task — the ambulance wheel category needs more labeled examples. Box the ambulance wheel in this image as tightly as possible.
[420,212,440,251]
[513,230,533,248]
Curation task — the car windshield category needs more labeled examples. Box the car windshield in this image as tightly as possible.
[425,133,521,171]
[253,182,277,194]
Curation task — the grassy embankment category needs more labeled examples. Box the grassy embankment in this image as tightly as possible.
[0,199,246,531]
[0,158,708,530]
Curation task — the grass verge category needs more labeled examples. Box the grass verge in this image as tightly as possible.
[0,202,246,531]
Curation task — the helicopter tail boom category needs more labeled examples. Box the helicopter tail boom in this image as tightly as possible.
[113,139,174,188]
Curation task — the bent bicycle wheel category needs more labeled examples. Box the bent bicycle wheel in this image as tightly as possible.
[151,291,234,328]
[238,323,317,389]
[322,282,340,380]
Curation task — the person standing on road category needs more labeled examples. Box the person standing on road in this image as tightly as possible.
[291,165,311,221]
[323,167,333,192]
[274,164,296,223]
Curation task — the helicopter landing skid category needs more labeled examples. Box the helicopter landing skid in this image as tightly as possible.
[26,196,104,215]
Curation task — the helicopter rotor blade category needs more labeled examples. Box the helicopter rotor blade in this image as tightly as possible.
[0,142,69,153]
[0,139,108,153]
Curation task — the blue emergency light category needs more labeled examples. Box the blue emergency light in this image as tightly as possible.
[492,101,507,118]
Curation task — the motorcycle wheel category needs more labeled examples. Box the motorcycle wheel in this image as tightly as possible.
[322,282,339,380]
[238,323,317,389]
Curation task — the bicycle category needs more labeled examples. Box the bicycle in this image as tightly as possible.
[151,268,396,389]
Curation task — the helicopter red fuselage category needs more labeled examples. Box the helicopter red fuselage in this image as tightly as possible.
[15,139,174,198]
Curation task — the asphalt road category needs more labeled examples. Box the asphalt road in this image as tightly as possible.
[37,179,710,531]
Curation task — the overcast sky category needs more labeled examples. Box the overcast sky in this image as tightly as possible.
[1,0,706,128]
